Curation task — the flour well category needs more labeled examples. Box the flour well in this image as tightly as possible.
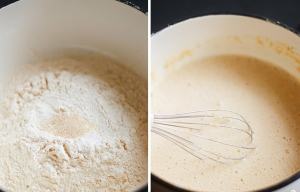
[0,57,148,192]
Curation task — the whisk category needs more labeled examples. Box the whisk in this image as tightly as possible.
[151,109,256,164]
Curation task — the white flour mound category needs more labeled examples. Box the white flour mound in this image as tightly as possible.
[0,58,148,192]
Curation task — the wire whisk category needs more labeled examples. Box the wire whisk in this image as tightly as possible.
[151,109,256,164]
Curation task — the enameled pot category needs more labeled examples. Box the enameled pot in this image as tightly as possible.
[0,0,148,191]
[151,14,300,192]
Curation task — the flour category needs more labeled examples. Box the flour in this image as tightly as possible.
[0,57,148,192]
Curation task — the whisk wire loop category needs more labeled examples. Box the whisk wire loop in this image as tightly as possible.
[152,109,256,163]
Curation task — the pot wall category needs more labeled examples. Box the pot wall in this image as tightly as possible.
[0,0,148,79]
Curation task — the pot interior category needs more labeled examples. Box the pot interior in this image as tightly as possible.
[0,0,148,191]
[151,15,300,191]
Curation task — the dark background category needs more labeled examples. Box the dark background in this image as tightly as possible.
[130,0,148,13]
[151,0,300,33]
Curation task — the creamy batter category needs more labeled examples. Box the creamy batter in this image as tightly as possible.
[151,55,300,191]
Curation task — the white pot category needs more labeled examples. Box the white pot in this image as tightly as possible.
[0,0,148,191]
[151,14,300,192]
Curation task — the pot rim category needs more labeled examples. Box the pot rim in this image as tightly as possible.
[151,12,300,36]
[0,0,148,15]
[151,13,300,192]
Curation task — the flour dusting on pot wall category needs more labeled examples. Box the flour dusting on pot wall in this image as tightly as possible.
[0,57,148,192]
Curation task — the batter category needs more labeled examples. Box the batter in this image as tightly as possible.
[151,55,300,191]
